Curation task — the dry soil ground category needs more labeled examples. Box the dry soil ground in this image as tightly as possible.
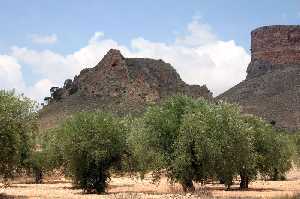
[1,169,300,199]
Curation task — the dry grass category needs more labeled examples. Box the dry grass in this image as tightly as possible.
[1,169,300,199]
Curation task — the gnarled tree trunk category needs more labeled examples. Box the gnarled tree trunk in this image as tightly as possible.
[240,172,249,189]
[181,179,195,192]
[34,168,43,184]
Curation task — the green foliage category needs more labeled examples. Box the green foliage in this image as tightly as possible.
[172,99,218,190]
[245,116,293,181]
[57,111,127,193]
[214,104,257,189]
[11,93,291,193]
[176,101,255,190]
[128,96,206,190]
[0,90,37,180]
[289,132,300,167]
[26,128,66,183]
[128,96,198,187]
[29,151,45,183]
[43,128,66,171]
[1,88,294,193]
[128,95,294,191]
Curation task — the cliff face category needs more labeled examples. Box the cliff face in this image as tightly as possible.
[39,49,212,129]
[218,25,300,131]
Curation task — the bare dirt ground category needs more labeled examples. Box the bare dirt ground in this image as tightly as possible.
[1,169,300,199]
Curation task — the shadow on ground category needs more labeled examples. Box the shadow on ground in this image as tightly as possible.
[0,193,27,199]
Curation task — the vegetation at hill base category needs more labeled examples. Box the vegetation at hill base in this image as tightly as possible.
[0,91,299,195]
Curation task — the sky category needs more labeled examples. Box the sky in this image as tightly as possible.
[0,0,299,102]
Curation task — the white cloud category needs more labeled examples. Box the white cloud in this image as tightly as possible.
[5,19,250,102]
[175,20,217,46]
[127,37,249,95]
[0,54,54,103]
[0,55,25,91]
[26,79,55,103]
[88,32,105,44]
[30,34,58,44]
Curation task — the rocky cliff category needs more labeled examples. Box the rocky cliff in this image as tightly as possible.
[218,25,300,131]
[39,49,212,129]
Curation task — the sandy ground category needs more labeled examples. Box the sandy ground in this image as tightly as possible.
[1,169,300,199]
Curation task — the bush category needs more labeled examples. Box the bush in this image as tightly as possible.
[58,112,127,193]
[0,90,37,182]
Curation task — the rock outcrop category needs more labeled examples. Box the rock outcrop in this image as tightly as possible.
[218,25,300,132]
[39,49,212,129]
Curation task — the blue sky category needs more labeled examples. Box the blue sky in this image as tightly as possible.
[0,0,299,102]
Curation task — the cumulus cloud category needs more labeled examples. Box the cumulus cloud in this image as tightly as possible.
[26,79,55,102]
[5,19,250,102]
[128,37,250,95]
[0,54,55,102]
[30,34,58,44]
[175,20,217,46]
[0,55,25,91]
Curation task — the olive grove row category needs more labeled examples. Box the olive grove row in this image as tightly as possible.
[0,91,299,194]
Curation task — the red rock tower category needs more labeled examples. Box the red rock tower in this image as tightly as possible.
[251,25,300,65]
[247,25,300,79]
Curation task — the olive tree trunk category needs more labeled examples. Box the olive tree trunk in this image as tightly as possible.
[181,179,195,192]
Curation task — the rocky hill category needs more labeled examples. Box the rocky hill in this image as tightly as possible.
[39,49,212,129]
[218,25,300,131]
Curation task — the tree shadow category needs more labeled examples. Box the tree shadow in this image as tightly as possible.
[0,193,27,199]
[202,186,284,192]
[6,185,29,189]
[108,184,135,189]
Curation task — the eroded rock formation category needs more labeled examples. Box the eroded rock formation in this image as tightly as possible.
[39,49,212,129]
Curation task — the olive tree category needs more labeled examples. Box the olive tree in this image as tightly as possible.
[244,116,293,181]
[176,101,256,190]
[172,99,218,191]
[290,133,300,166]
[128,95,201,191]
[58,111,127,193]
[213,103,256,190]
[130,95,294,191]
[27,127,66,184]
[0,90,37,182]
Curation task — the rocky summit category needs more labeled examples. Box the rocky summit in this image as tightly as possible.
[218,25,300,132]
[39,49,212,129]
